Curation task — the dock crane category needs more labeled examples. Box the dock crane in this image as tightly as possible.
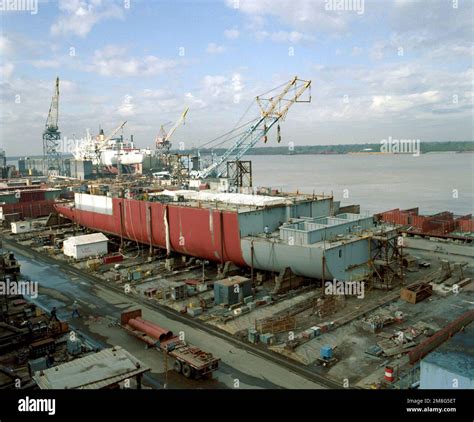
[197,76,311,179]
[43,77,62,176]
[155,107,189,156]
[98,121,128,144]
[73,121,128,168]
[93,121,128,171]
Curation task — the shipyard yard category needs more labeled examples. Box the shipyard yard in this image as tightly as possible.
[0,171,472,393]
[0,74,472,396]
[1,0,473,418]
[0,75,472,399]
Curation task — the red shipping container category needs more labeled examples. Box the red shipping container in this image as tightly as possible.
[458,219,474,232]
[103,254,124,265]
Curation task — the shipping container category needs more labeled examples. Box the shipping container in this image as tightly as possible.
[11,220,32,234]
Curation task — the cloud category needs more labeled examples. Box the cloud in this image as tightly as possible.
[306,62,472,127]
[0,36,13,56]
[0,33,49,60]
[32,59,62,69]
[202,75,228,97]
[224,28,240,39]
[84,45,178,77]
[1,0,472,154]
[184,92,206,109]
[0,62,14,80]
[369,42,385,61]
[179,72,247,113]
[117,95,135,117]
[142,88,170,99]
[51,0,125,38]
[370,91,441,113]
[226,0,351,32]
[256,30,315,43]
[206,43,226,54]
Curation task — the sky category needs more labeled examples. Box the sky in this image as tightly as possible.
[0,0,472,156]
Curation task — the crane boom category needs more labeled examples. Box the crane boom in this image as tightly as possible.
[101,121,127,144]
[164,107,189,143]
[43,77,62,175]
[199,76,311,179]
[45,77,60,132]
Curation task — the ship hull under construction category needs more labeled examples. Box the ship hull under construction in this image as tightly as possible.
[56,194,246,266]
[55,192,387,281]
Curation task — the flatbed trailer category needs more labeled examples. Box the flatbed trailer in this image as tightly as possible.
[120,309,220,379]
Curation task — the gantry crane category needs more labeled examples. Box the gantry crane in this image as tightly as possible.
[198,76,311,179]
[43,77,62,176]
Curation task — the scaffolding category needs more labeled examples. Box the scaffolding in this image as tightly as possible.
[367,230,404,290]
[226,160,252,190]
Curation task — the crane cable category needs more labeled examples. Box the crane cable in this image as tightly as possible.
[197,115,259,149]
[197,79,295,150]
[198,95,259,149]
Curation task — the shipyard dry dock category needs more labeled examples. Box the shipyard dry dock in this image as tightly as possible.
[2,179,472,390]
[55,190,395,282]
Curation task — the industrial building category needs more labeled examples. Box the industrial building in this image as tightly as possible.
[68,159,93,180]
[420,324,473,389]
[33,346,150,389]
[18,158,46,176]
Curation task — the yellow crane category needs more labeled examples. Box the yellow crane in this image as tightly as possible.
[155,107,189,154]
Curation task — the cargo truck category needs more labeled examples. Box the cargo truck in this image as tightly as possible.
[120,309,219,379]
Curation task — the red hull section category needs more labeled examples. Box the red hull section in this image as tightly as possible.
[1,200,57,219]
[55,198,246,266]
[376,208,473,236]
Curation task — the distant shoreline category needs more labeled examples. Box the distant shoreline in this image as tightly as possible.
[6,141,473,161]
[180,141,473,156]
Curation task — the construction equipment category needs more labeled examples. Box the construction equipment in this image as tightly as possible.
[92,121,127,166]
[198,76,311,179]
[42,77,62,176]
[155,107,189,155]
[316,345,338,367]
[100,121,127,145]
[120,309,219,379]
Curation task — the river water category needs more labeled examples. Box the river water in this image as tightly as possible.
[246,153,474,215]
[7,152,473,214]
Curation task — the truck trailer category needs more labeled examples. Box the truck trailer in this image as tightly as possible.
[120,309,219,380]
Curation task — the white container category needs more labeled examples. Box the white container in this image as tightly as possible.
[11,220,32,234]
[63,233,108,260]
